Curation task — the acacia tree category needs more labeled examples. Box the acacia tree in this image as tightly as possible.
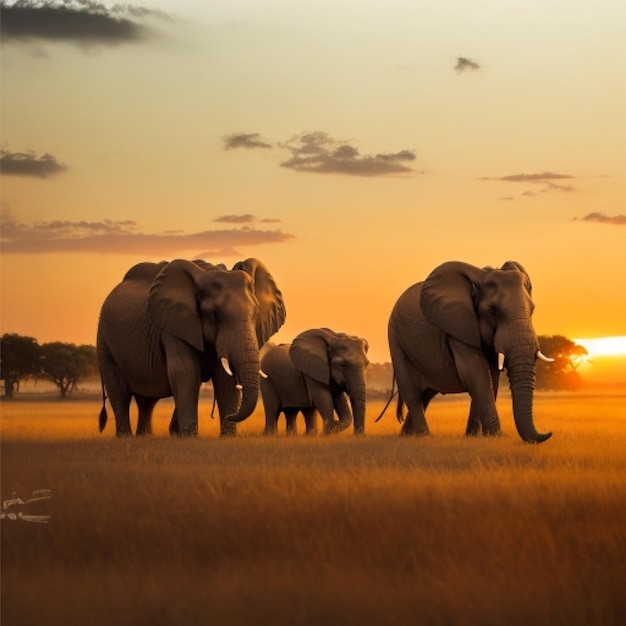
[535,335,588,390]
[0,333,41,398]
[39,342,98,398]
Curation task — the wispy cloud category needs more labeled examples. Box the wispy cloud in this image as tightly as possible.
[0,0,168,46]
[573,213,626,226]
[0,213,294,256]
[214,214,257,224]
[455,56,480,73]
[223,133,273,151]
[1,149,68,178]
[486,172,576,183]
[224,130,418,178]
[483,171,578,197]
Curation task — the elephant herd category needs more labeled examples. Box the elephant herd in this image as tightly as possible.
[97,258,553,443]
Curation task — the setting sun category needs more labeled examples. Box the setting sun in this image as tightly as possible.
[574,336,626,358]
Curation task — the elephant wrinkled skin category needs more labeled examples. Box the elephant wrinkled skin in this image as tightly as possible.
[97,258,285,436]
[388,261,552,443]
[260,328,369,435]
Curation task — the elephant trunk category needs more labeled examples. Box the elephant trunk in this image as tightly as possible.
[351,396,367,435]
[220,326,261,425]
[506,352,552,444]
[349,383,367,435]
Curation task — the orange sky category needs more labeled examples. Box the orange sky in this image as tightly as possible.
[1,0,625,369]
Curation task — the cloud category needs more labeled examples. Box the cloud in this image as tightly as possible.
[279,132,417,177]
[573,213,626,226]
[1,149,68,178]
[214,214,257,224]
[455,57,480,73]
[0,213,295,256]
[223,133,273,151]
[482,171,579,197]
[486,172,576,183]
[0,0,167,46]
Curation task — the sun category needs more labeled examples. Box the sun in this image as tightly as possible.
[573,336,626,358]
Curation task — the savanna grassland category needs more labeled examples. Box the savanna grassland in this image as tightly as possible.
[2,393,625,626]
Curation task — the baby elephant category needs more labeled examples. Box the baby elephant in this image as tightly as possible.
[260,328,369,435]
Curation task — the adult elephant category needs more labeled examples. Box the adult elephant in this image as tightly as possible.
[260,328,369,435]
[388,261,553,443]
[97,258,286,437]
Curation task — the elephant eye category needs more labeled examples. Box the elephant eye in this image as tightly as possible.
[211,310,220,321]
[488,305,498,317]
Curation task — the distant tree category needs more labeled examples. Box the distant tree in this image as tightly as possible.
[39,342,98,398]
[535,335,588,391]
[366,362,394,398]
[0,333,41,399]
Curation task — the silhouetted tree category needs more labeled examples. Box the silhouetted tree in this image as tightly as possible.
[0,333,41,398]
[39,342,98,398]
[535,335,588,390]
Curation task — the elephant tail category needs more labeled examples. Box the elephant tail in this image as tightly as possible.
[98,373,108,433]
[375,374,399,423]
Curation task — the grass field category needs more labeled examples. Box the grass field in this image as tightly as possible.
[1,393,625,626]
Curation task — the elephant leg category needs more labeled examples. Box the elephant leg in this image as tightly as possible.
[390,336,430,436]
[261,380,280,436]
[465,402,481,437]
[135,395,158,435]
[103,364,133,436]
[169,408,179,436]
[331,393,352,434]
[162,336,201,436]
[449,338,501,436]
[302,407,318,435]
[284,408,299,435]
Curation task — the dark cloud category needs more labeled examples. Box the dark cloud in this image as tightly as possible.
[573,213,626,226]
[455,57,480,73]
[1,149,68,178]
[0,0,167,46]
[279,132,417,177]
[223,133,273,151]
[0,213,294,256]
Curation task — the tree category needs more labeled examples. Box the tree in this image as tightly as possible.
[535,335,588,391]
[0,333,41,399]
[39,342,98,398]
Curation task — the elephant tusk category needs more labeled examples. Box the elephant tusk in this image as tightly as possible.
[259,369,268,379]
[498,352,505,371]
[537,350,555,363]
[221,357,234,376]
[235,384,243,390]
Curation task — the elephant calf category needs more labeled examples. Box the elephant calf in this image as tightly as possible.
[260,328,369,435]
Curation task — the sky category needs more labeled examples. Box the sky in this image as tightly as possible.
[1,0,625,371]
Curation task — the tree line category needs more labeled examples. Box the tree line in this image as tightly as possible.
[0,332,588,400]
[0,333,98,399]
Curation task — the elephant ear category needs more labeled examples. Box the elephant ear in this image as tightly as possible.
[289,328,333,385]
[501,260,532,294]
[420,261,486,348]
[148,259,205,351]
[232,258,286,346]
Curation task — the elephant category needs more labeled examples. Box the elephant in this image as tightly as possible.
[97,258,286,437]
[388,261,553,443]
[260,328,370,435]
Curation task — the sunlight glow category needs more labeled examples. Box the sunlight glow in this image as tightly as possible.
[573,336,626,358]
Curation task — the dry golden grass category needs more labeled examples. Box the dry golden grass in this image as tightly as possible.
[2,393,625,626]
